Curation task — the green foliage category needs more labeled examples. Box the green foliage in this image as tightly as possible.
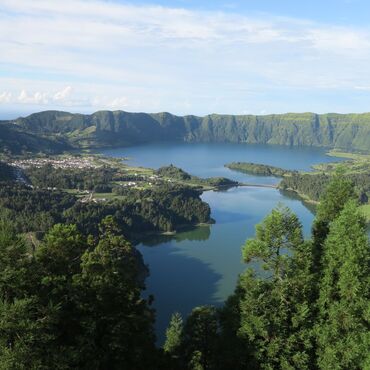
[164,312,183,355]
[0,162,15,181]
[66,184,211,237]
[4,110,370,152]
[243,206,303,278]
[0,182,211,238]
[25,164,116,191]
[239,207,315,369]
[156,165,192,181]
[0,184,76,233]
[0,214,63,369]
[316,201,370,370]
[73,220,156,369]
[312,172,356,272]
[316,170,356,223]
[181,306,219,370]
[0,121,68,154]
[156,165,238,188]
[189,351,204,370]
[217,288,258,370]
[279,172,331,201]
[0,155,368,369]
[279,169,370,204]
[0,215,157,369]
[226,162,293,177]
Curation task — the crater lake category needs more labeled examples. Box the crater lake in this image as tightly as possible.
[100,142,345,342]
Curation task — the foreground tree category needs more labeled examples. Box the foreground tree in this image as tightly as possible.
[0,214,158,369]
[217,288,258,370]
[181,306,219,370]
[239,206,315,369]
[164,312,183,355]
[312,170,355,272]
[74,220,156,369]
[316,201,370,370]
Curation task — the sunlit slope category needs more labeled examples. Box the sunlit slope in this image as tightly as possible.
[7,110,370,152]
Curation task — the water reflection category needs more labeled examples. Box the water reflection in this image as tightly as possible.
[139,240,222,343]
[101,143,347,343]
[140,225,211,247]
[278,189,318,214]
[138,186,317,343]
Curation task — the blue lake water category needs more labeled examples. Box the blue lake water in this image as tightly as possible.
[102,142,342,185]
[100,142,344,342]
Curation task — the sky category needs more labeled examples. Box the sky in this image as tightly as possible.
[1,0,370,118]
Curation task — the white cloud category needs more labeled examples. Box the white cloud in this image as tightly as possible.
[354,86,370,91]
[106,97,129,109]
[1,87,74,106]
[308,27,370,54]
[0,92,12,103]
[0,0,369,114]
[18,90,49,104]
[53,86,72,101]
[0,86,144,112]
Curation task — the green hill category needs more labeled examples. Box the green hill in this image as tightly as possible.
[0,120,69,154]
[2,110,370,152]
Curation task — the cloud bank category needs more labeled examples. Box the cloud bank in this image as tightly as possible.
[0,0,370,115]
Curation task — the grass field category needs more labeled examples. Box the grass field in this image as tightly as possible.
[327,150,370,161]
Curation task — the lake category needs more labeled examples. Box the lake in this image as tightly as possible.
[100,142,344,342]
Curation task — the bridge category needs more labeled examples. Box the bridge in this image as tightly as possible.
[239,183,278,189]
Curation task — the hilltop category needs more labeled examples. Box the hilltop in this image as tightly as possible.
[1,110,370,153]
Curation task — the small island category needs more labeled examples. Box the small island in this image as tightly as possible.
[156,164,240,189]
[225,162,294,177]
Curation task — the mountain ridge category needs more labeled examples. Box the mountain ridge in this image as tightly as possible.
[1,110,370,153]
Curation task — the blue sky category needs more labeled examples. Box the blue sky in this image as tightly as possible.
[1,0,370,117]
[123,0,370,25]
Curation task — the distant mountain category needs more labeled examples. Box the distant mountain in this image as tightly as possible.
[2,110,370,153]
[0,119,69,154]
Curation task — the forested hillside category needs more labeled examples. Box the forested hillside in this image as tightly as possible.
[0,121,69,154]
[2,110,370,152]
[0,174,368,369]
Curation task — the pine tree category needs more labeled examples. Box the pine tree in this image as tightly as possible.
[242,205,304,280]
[217,287,258,370]
[164,312,183,355]
[0,210,63,369]
[189,351,204,370]
[0,215,159,369]
[181,306,219,370]
[74,217,157,369]
[312,170,355,272]
[316,200,370,370]
[239,206,315,369]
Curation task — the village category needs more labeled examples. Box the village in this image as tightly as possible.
[8,156,101,170]
[4,154,179,204]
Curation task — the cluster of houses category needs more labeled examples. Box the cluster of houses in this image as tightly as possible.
[6,156,178,204]
[9,157,100,170]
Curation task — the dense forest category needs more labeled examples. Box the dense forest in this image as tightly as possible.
[0,213,158,369]
[224,159,370,206]
[65,185,211,238]
[0,133,369,368]
[280,171,370,203]
[1,110,370,153]
[0,182,211,240]
[0,173,368,369]
[156,165,239,188]
[225,162,294,177]
[0,162,15,181]
[25,164,117,192]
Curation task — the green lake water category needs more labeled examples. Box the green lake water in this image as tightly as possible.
[100,142,345,342]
